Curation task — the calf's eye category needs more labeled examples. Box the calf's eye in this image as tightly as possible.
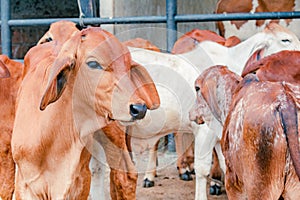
[281,39,291,43]
[46,37,53,42]
[195,86,200,92]
[87,61,103,70]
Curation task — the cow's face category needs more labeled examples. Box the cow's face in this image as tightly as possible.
[190,65,241,126]
[40,27,160,128]
[246,23,300,68]
[263,23,300,56]
[189,83,211,125]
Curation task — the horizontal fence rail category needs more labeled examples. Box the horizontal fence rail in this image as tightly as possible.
[2,11,300,26]
[2,0,300,57]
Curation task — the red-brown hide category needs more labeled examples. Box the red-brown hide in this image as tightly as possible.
[242,50,300,84]
[172,29,240,54]
[12,27,159,200]
[223,74,300,199]
[35,21,160,199]
[0,55,23,200]
[194,66,300,199]
[123,38,161,52]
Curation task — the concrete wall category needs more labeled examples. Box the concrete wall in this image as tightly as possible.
[100,0,219,51]
[1,0,79,59]
[177,0,219,34]
[2,0,220,58]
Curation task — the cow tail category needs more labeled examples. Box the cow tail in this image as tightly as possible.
[279,92,300,180]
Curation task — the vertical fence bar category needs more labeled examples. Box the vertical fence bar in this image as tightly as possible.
[78,0,97,18]
[166,0,177,152]
[78,0,98,27]
[1,0,11,57]
[166,0,177,53]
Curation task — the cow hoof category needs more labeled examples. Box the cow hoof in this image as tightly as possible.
[190,169,195,175]
[143,178,155,188]
[179,171,193,181]
[209,184,222,195]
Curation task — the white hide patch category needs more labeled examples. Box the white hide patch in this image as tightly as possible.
[222,20,268,40]
[251,0,259,13]
[230,100,245,152]
[230,19,300,41]
[221,0,300,40]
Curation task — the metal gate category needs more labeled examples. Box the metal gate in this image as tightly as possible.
[2,0,300,57]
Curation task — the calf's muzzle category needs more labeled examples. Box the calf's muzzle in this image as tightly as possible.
[130,103,147,120]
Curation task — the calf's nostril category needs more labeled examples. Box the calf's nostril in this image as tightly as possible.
[130,104,147,120]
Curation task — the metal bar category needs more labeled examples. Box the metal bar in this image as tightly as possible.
[5,11,300,27]
[165,0,177,151]
[1,0,11,57]
[77,0,97,18]
[166,0,177,53]
[7,16,167,27]
[175,11,300,22]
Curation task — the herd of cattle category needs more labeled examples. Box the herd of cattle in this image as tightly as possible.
[1,1,300,200]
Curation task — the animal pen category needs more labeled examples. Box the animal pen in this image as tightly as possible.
[1,1,300,199]
[1,0,300,59]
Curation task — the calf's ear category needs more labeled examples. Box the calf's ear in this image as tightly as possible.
[0,60,10,78]
[130,61,160,110]
[201,78,222,123]
[40,32,81,110]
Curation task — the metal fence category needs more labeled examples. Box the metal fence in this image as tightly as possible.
[2,0,300,57]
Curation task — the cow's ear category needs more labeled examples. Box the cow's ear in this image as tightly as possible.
[0,60,10,78]
[130,61,160,110]
[201,78,222,123]
[40,33,81,110]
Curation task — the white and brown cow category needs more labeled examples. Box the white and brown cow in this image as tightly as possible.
[129,23,300,200]
[142,28,241,191]
[216,0,300,40]
[139,23,300,196]
[171,28,240,187]
[190,65,300,199]
[11,27,159,200]
[36,21,300,200]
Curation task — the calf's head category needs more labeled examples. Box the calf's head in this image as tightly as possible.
[263,23,300,53]
[37,20,79,45]
[40,27,159,130]
[190,65,241,125]
[246,23,300,67]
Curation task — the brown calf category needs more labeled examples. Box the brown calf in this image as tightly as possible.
[0,56,23,200]
[12,27,159,200]
[192,65,300,199]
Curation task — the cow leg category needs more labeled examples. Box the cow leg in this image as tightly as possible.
[185,141,195,174]
[282,166,300,200]
[92,122,138,200]
[143,141,159,187]
[193,124,218,200]
[209,148,222,195]
[109,156,138,200]
[209,142,225,196]
[214,142,225,175]
[89,156,111,200]
[175,132,194,181]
